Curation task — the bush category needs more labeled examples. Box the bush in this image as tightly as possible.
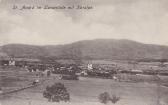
[98,92,120,104]
[110,94,120,104]
[43,83,70,102]
[98,92,111,104]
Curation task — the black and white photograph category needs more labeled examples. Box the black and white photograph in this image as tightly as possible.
[0,0,168,105]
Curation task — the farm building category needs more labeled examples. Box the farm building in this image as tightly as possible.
[0,57,40,67]
[0,57,15,66]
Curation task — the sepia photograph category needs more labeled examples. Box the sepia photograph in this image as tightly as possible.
[0,0,168,105]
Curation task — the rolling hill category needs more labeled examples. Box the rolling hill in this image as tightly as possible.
[1,39,168,60]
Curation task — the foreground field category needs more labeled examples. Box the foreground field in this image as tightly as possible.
[1,67,168,105]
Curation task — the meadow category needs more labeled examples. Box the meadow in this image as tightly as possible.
[1,66,168,105]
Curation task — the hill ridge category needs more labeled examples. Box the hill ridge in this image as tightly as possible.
[1,39,168,60]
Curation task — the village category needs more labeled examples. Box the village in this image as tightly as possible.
[1,57,168,105]
[1,57,168,85]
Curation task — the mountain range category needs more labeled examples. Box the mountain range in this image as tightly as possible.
[0,39,168,60]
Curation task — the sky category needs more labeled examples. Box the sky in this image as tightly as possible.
[0,0,168,45]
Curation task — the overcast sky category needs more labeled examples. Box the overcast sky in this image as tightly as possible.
[0,0,168,45]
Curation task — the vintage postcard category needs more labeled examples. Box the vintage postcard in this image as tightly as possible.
[0,0,168,105]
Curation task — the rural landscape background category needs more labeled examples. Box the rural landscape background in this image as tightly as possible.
[0,39,168,105]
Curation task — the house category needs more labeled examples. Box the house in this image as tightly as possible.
[0,57,40,67]
[0,57,15,66]
[87,63,93,70]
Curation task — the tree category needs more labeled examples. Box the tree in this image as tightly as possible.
[43,83,70,102]
[98,92,120,104]
[110,94,120,104]
[98,92,111,104]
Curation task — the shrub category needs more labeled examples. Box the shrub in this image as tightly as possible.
[43,83,70,102]
[110,94,120,104]
[98,92,111,104]
[98,92,120,104]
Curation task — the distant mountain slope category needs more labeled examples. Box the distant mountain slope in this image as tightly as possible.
[1,39,168,60]
[0,46,8,57]
[1,44,48,58]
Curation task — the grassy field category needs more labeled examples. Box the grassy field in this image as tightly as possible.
[1,67,168,105]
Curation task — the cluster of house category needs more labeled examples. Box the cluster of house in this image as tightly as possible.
[1,57,168,80]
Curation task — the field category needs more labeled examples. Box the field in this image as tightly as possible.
[1,66,168,105]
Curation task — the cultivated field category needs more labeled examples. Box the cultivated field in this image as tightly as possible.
[1,66,168,105]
